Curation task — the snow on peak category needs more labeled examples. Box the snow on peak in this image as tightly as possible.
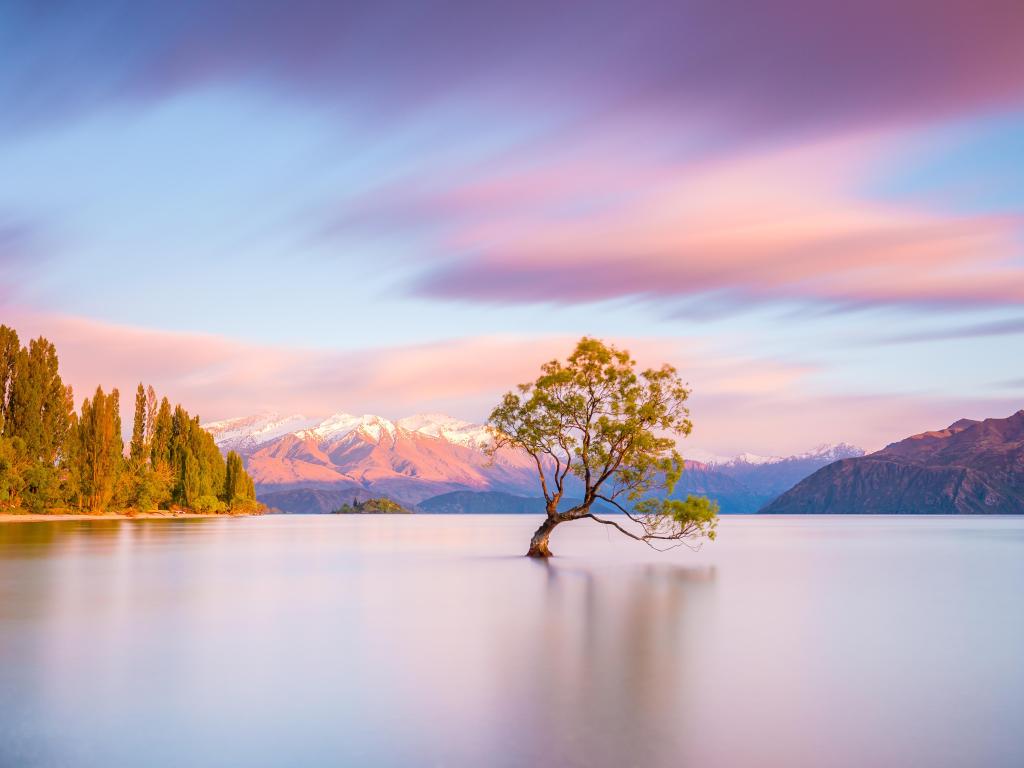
[397,413,492,449]
[681,448,733,465]
[731,451,783,466]
[204,412,318,452]
[208,409,495,451]
[304,413,397,443]
[716,443,866,466]
[794,443,865,461]
[396,412,470,433]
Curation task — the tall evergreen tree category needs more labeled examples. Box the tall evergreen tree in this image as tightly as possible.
[151,397,172,469]
[0,326,22,508]
[223,450,244,504]
[77,386,124,511]
[8,337,71,465]
[145,385,158,447]
[61,410,82,510]
[0,324,19,434]
[179,451,200,508]
[3,337,73,511]
[130,383,147,464]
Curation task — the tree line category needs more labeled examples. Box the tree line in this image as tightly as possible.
[0,324,259,514]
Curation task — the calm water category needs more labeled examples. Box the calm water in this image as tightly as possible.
[1,515,1022,768]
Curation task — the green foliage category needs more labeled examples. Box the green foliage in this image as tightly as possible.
[0,325,20,434]
[8,337,72,466]
[127,458,170,512]
[1,333,74,513]
[0,435,26,510]
[167,409,227,508]
[333,497,410,514]
[150,397,172,470]
[223,450,256,509]
[489,336,718,552]
[129,383,147,464]
[75,386,124,511]
[192,495,226,514]
[0,324,261,516]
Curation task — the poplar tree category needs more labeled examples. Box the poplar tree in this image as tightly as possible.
[145,385,157,446]
[223,451,244,504]
[151,397,172,469]
[77,386,124,511]
[5,337,72,511]
[8,337,71,465]
[0,324,19,433]
[179,452,200,508]
[0,326,21,508]
[130,383,147,464]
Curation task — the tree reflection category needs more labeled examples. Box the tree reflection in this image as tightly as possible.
[500,559,716,767]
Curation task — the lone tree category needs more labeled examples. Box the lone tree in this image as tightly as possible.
[489,337,718,557]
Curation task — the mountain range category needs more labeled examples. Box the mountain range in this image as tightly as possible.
[763,410,1024,514]
[204,411,863,514]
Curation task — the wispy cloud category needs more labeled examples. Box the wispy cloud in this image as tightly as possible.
[994,378,1024,389]
[4,1,1023,141]
[403,131,1024,311]
[874,317,1024,345]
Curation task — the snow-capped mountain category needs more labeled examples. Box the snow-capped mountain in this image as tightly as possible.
[203,411,537,510]
[712,443,865,469]
[707,442,865,499]
[203,410,864,513]
[204,412,321,454]
[208,411,494,453]
[395,413,493,449]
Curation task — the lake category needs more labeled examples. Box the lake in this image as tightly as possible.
[1,515,1022,767]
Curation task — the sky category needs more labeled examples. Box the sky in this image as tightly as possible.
[1,0,1023,458]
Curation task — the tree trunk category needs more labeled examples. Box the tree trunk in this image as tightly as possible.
[527,515,560,558]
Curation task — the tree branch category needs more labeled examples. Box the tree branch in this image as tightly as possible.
[583,513,688,551]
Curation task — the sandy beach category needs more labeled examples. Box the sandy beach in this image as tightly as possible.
[0,511,259,523]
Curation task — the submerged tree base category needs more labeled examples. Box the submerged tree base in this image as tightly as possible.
[526,543,553,558]
[527,517,559,557]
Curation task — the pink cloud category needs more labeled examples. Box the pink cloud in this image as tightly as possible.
[4,308,1016,455]
[394,128,1024,310]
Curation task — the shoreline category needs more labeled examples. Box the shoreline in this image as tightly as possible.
[0,511,261,523]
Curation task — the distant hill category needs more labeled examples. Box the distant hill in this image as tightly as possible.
[672,461,767,514]
[418,491,545,514]
[260,488,357,515]
[713,444,864,498]
[762,410,1024,514]
[675,446,865,513]
[206,410,862,513]
[334,497,411,514]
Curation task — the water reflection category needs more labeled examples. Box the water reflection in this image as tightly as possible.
[1,516,1023,767]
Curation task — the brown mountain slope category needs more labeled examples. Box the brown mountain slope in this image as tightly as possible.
[761,410,1024,514]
